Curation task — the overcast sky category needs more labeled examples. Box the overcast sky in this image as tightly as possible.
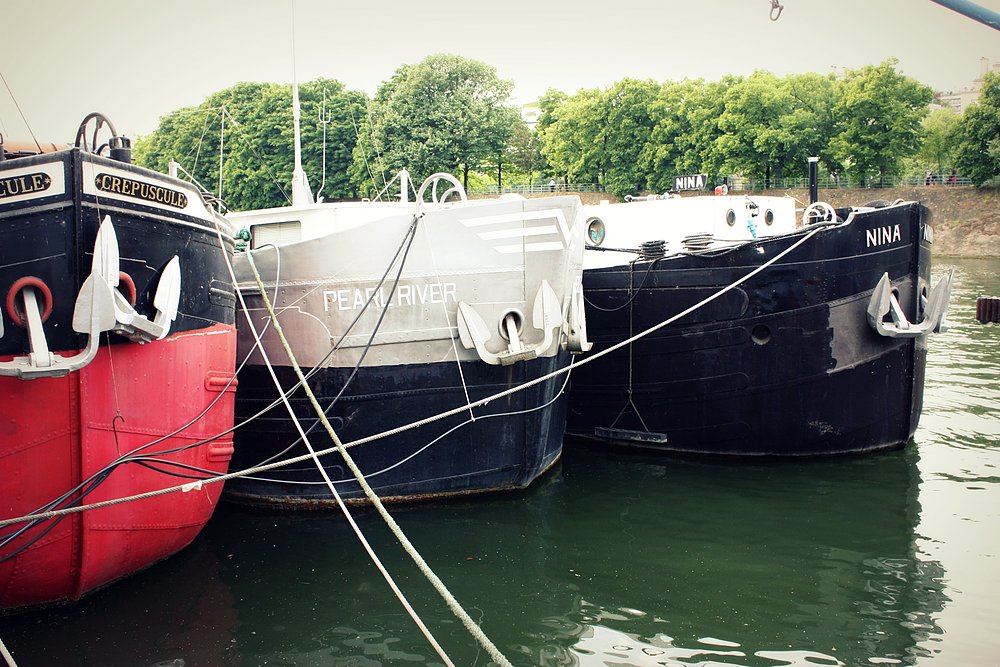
[2,0,998,143]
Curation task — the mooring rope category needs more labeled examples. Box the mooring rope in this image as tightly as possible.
[244,252,513,667]
[241,251,457,667]
[0,223,826,532]
[0,635,18,667]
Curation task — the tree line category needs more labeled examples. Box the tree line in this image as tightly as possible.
[135,54,1000,212]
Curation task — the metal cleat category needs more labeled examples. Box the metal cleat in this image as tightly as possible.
[867,270,954,338]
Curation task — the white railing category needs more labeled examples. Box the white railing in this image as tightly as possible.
[468,182,607,196]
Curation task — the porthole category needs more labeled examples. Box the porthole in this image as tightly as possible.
[764,209,774,225]
[587,218,606,246]
[726,209,737,226]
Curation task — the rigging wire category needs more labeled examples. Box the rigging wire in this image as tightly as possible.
[0,222,829,532]
[236,225,456,665]
[245,250,508,667]
[0,69,40,153]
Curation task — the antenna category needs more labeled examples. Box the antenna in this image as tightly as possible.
[317,89,331,200]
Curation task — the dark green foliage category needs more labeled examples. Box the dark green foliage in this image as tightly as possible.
[134,79,368,211]
[830,60,932,186]
[349,54,521,194]
[953,72,1000,186]
[135,56,960,203]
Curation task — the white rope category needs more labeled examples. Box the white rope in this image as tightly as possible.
[0,225,823,528]
[242,251,456,666]
[245,252,513,666]
[0,636,17,667]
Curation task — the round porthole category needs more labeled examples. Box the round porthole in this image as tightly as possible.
[764,209,774,225]
[751,324,771,345]
[726,209,737,226]
[587,218,606,246]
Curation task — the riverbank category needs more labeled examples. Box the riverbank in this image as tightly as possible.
[785,186,1000,258]
[544,186,999,258]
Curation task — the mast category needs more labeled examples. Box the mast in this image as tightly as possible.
[290,11,314,207]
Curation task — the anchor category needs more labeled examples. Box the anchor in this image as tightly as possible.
[457,280,564,366]
[0,216,182,379]
[566,279,592,354]
[97,216,182,343]
[866,270,954,338]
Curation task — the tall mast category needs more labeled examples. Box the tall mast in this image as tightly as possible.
[290,9,314,207]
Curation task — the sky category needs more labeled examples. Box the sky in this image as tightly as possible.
[2,0,998,143]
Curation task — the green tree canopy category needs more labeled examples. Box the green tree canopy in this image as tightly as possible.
[134,79,368,211]
[350,53,521,194]
[953,72,1000,186]
[601,78,661,195]
[539,79,660,197]
[642,77,739,192]
[537,88,605,187]
[830,60,932,185]
[917,108,961,178]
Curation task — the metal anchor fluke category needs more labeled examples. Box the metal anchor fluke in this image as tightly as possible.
[867,270,954,339]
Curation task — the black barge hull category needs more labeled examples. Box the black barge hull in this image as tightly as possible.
[226,351,569,506]
[567,202,934,456]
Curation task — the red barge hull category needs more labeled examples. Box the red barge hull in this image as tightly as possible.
[0,127,237,612]
[0,325,236,609]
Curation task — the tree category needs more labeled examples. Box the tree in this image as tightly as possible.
[642,77,739,193]
[953,72,1000,186]
[134,79,367,211]
[535,88,568,135]
[782,72,840,174]
[601,78,661,195]
[830,60,932,186]
[538,79,660,197]
[716,71,798,185]
[351,54,520,193]
[508,122,544,185]
[918,108,961,178]
[537,88,606,187]
[715,71,841,187]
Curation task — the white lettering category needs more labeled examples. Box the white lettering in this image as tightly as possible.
[865,224,902,249]
[397,284,412,306]
[324,282,459,313]
[323,290,338,311]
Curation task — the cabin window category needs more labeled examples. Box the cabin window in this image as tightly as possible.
[726,209,736,226]
[251,220,302,249]
[764,209,774,225]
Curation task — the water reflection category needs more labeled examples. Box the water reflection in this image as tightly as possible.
[3,441,946,667]
[505,446,947,666]
[0,538,238,666]
[910,259,1000,665]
